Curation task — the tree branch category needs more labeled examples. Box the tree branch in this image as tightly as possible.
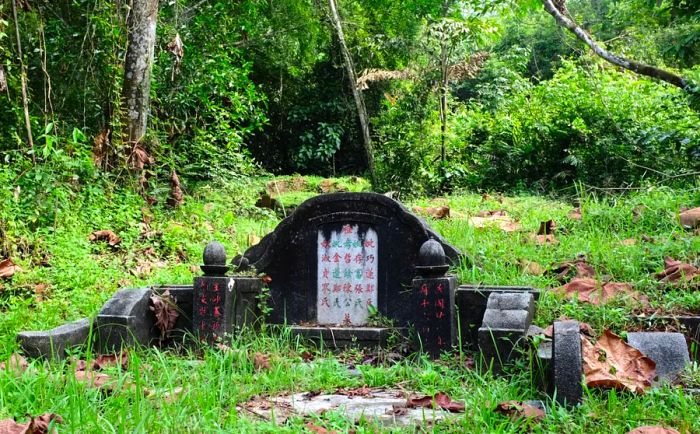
[542,0,689,91]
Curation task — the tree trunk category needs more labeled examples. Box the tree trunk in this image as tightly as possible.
[122,0,159,147]
[11,0,34,160]
[328,0,377,186]
[542,0,689,90]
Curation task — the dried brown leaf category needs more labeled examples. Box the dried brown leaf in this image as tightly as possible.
[620,238,637,246]
[335,386,372,397]
[386,405,409,416]
[305,422,336,434]
[548,257,597,283]
[582,330,656,394]
[679,207,700,229]
[0,413,63,434]
[89,351,129,371]
[129,145,154,170]
[531,233,558,244]
[92,128,111,168]
[150,290,179,341]
[469,211,521,232]
[0,354,29,372]
[248,234,261,246]
[407,392,464,412]
[537,220,557,235]
[626,427,681,434]
[88,230,121,246]
[167,170,184,208]
[568,207,582,220]
[494,401,545,421]
[655,257,699,284]
[555,278,640,305]
[519,259,545,276]
[0,258,22,279]
[253,352,271,371]
[412,205,450,220]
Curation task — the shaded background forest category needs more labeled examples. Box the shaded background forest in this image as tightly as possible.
[0,0,699,203]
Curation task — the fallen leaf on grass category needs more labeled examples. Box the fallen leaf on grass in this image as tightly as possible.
[627,426,681,434]
[537,220,556,235]
[555,278,642,305]
[386,405,409,416]
[494,401,545,421]
[0,413,63,434]
[519,259,545,276]
[74,370,119,390]
[167,170,184,208]
[305,422,336,434]
[248,234,261,246]
[469,211,521,232]
[0,258,22,279]
[655,257,699,284]
[547,257,597,283]
[407,392,465,413]
[88,230,121,246]
[335,386,373,397]
[679,207,700,229]
[150,290,179,341]
[412,205,450,220]
[568,207,582,220]
[582,330,656,394]
[161,386,185,404]
[530,233,558,245]
[0,354,29,372]
[300,351,314,362]
[620,238,637,246]
[253,353,271,371]
[543,319,595,338]
[88,351,129,371]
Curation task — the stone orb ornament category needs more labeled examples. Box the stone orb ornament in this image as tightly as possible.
[201,241,230,276]
[415,238,449,277]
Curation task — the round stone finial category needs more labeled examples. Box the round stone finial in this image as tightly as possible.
[416,239,449,277]
[203,241,227,266]
[418,239,447,267]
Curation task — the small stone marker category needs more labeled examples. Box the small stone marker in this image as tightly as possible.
[192,241,235,341]
[478,292,535,371]
[96,287,156,351]
[551,320,583,407]
[413,239,456,358]
[627,332,690,382]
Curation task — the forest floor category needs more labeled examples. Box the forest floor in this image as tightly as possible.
[1,176,699,433]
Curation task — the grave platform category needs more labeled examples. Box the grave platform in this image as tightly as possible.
[289,326,408,349]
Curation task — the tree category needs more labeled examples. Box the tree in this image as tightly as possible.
[122,0,159,153]
[542,0,693,92]
[327,0,377,185]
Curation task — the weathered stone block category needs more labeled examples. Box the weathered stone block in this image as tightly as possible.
[232,276,262,329]
[193,277,236,341]
[455,285,539,348]
[17,318,92,360]
[627,332,690,382]
[96,287,156,351]
[551,320,582,407]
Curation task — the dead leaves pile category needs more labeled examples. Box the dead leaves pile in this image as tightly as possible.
[412,205,450,220]
[679,206,700,229]
[149,290,179,341]
[555,278,645,305]
[582,330,656,394]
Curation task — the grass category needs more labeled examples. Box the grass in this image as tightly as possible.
[1,177,700,432]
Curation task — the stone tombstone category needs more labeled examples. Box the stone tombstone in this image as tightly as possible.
[238,193,461,327]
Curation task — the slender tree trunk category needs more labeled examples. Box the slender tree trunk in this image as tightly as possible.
[543,0,689,90]
[439,44,448,166]
[328,0,377,186]
[11,0,34,160]
[122,0,159,147]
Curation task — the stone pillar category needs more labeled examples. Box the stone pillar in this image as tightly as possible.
[413,239,457,358]
[192,241,235,341]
